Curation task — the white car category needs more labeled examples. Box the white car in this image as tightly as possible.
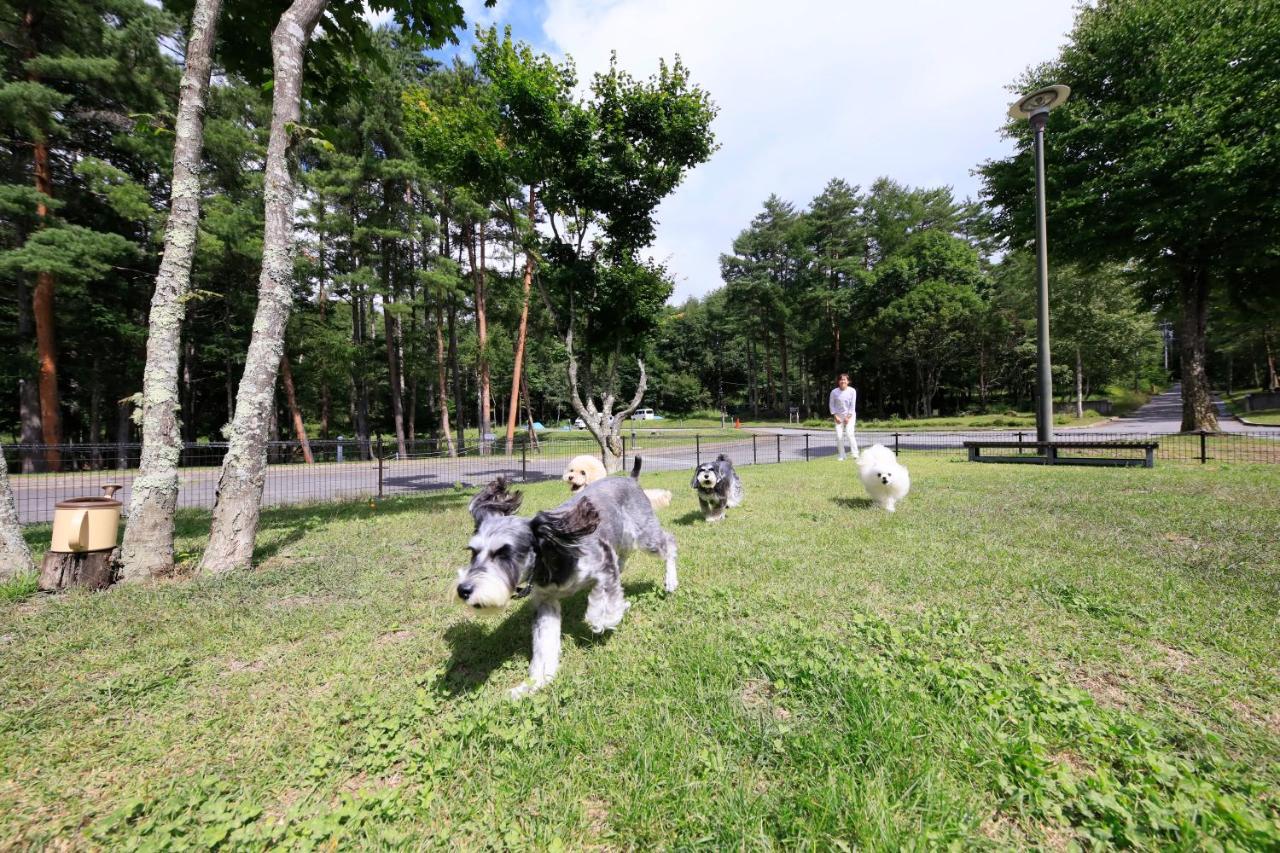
[631,408,657,420]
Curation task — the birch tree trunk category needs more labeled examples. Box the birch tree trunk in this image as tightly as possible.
[120,0,224,581]
[199,0,328,575]
[504,186,535,455]
[1075,346,1084,421]
[0,449,33,580]
[465,222,492,453]
[433,300,456,456]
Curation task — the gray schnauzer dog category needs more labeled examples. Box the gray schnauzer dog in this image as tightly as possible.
[456,459,678,698]
[691,453,744,522]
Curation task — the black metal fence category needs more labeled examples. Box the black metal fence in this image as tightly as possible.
[6,428,1278,524]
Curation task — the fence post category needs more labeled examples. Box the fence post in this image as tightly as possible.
[804,433,810,462]
[776,434,781,463]
[1199,430,1207,464]
[621,435,627,473]
[377,435,384,499]
[696,434,701,467]
[893,432,900,456]
[752,434,757,465]
[1017,431,1025,454]
[522,440,527,482]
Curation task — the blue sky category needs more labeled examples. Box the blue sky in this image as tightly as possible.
[392,0,1082,303]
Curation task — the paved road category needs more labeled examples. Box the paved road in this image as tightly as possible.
[1100,383,1250,434]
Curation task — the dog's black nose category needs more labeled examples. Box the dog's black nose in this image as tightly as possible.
[457,582,474,600]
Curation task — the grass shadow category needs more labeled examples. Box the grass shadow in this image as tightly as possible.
[831,496,874,510]
[440,580,658,695]
[672,510,706,527]
[170,489,473,541]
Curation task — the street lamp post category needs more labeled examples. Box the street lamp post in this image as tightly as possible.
[1009,84,1070,444]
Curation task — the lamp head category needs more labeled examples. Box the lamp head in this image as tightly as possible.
[1008,84,1071,121]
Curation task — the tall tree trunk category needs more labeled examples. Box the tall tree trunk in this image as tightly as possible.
[448,292,464,452]
[182,336,196,443]
[1264,327,1279,391]
[352,280,370,457]
[32,144,61,470]
[466,222,492,453]
[763,329,775,411]
[88,355,103,466]
[521,371,539,450]
[0,449,32,580]
[25,7,61,470]
[779,327,790,410]
[1176,265,1218,432]
[1075,346,1084,420]
[433,300,456,456]
[384,298,407,457]
[120,0,224,580]
[279,353,313,463]
[747,338,758,417]
[116,399,131,469]
[505,185,536,455]
[199,0,328,575]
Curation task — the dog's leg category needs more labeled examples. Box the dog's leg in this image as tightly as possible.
[660,530,678,593]
[510,599,562,699]
[585,546,629,633]
[883,499,896,513]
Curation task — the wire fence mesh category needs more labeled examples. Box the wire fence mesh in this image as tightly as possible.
[6,427,1278,524]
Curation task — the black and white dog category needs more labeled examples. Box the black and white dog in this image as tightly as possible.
[691,453,744,522]
[456,459,678,697]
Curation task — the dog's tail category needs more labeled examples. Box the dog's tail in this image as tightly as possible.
[630,456,643,478]
[716,453,730,462]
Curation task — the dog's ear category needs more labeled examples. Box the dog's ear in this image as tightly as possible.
[690,468,702,489]
[530,499,600,550]
[469,477,524,528]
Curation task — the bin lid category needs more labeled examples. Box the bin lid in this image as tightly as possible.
[55,496,122,509]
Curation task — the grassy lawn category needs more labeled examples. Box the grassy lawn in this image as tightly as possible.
[1221,387,1280,426]
[2,458,1278,847]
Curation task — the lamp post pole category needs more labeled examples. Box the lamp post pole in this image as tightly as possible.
[1031,110,1053,443]
[1008,84,1070,445]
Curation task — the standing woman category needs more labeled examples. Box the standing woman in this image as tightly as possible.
[828,373,859,461]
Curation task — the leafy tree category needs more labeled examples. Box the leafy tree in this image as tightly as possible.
[199,0,486,575]
[0,0,176,468]
[979,0,1280,430]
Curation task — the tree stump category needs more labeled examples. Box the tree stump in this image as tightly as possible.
[39,548,119,592]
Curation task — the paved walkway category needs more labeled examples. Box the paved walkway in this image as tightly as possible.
[1105,383,1249,434]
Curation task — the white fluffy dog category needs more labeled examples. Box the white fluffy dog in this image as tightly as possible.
[563,454,607,492]
[563,453,671,509]
[857,444,910,513]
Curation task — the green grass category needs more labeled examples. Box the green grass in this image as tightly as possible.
[1221,387,1280,425]
[2,459,1278,848]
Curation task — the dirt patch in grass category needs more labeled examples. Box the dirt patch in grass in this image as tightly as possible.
[1074,669,1133,710]
[1155,642,1196,672]
[1230,698,1280,735]
[741,678,792,721]
[376,629,414,645]
[268,593,338,610]
[582,796,610,836]
[226,658,269,674]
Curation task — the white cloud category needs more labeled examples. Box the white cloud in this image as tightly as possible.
[540,0,1079,301]
[361,3,396,29]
